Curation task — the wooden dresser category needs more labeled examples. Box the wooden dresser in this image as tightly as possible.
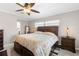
[61,37,76,53]
[0,50,7,56]
[0,30,7,56]
[0,30,3,50]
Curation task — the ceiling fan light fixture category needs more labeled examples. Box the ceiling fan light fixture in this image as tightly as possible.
[23,7,31,13]
[16,3,40,15]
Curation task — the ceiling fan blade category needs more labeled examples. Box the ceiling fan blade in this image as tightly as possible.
[16,3,24,7]
[16,9,23,12]
[24,3,28,7]
[31,9,40,13]
[27,13,30,15]
[30,3,35,7]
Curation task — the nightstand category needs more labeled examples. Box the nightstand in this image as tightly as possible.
[61,36,76,53]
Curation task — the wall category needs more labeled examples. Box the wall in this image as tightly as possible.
[28,10,79,49]
[0,11,17,48]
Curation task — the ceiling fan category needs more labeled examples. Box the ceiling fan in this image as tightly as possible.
[16,3,40,15]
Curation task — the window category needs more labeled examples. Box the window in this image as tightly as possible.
[35,22,44,27]
[35,20,60,27]
[45,20,60,26]
[17,22,21,34]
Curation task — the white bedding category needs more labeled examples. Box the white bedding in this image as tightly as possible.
[15,32,58,56]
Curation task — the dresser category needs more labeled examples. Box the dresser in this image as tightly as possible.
[0,30,7,56]
[0,50,7,56]
[0,30,3,50]
[61,37,76,53]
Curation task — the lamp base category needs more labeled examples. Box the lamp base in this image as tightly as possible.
[66,36,70,38]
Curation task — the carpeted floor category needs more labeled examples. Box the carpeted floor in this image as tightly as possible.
[51,48,79,56]
[6,47,79,56]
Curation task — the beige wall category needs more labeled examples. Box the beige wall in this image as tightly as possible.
[0,11,17,48]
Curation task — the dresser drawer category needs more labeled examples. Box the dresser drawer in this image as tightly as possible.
[0,36,3,38]
[0,33,3,36]
[0,30,3,50]
[0,38,3,40]
[0,42,3,45]
[62,42,73,45]
[62,44,74,48]
[0,40,3,43]
[0,50,7,56]
[0,43,3,50]
[0,32,3,34]
[0,47,3,50]
[62,39,74,44]
[62,41,74,45]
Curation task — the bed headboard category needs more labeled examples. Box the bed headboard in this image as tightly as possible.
[37,26,58,36]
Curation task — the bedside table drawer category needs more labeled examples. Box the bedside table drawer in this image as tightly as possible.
[62,39,74,43]
[62,40,74,44]
[62,43,74,47]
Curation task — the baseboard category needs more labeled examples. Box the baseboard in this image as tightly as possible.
[76,48,79,51]
[4,43,14,49]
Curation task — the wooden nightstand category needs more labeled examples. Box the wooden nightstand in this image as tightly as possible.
[61,37,76,53]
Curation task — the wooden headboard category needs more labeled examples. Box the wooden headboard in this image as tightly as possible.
[37,26,58,36]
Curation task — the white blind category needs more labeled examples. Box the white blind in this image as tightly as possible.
[35,20,60,27]
[45,20,60,26]
[35,22,44,27]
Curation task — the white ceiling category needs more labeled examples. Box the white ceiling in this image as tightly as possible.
[0,3,79,21]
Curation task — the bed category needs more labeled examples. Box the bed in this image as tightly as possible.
[14,26,59,56]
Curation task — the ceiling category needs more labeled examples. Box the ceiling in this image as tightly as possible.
[0,3,79,21]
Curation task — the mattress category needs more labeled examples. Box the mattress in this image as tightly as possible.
[15,31,58,56]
